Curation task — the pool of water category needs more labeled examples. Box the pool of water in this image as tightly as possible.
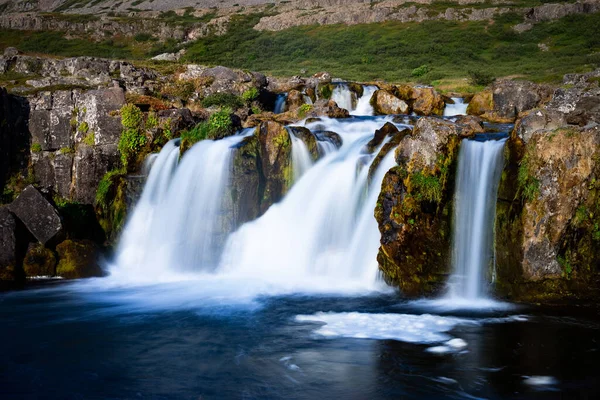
[1,279,599,399]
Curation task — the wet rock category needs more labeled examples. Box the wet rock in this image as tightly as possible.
[376,117,464,296]
[314,131,343,149]
[371,90,409,115]
[368,127,412,180]
[23,243,56,277]
[256,121,293,210]
[312,99,350,119]
[365,122,400,154]
[55,239,103,279]
[229,135,262,227]
[287,126,319,160]
[8,185,63,245]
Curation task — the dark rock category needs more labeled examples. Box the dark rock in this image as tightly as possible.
[23,243,56,277]
[256,121,293,210]
[368,127,412,179]
[55,239,103,279]
[72,144,120,204]
[365,122,400,154]
[0,88,30,196]
[8,185,63,245]
[229,135,262,227]
[314,131,343,149]
[0,206,26,282]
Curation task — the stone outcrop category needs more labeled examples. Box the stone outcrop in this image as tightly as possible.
[494,69,600,300]
[0,87,30,196]
[0,206,26,283]
[375,117,465,296]
[371,90,409,115]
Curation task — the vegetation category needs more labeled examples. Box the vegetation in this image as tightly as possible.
[517,154,540,202]
[31,143,42,153]
[180,108,234,150]
[83,133,95,146]
[201,93,244,109]
[118,104,147,169]
[242,87,259,103]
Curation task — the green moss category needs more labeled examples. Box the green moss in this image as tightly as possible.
[118,104,147,169]
[298,104,313,118]
[95,168,128,238]
[517,153,540,202]
[82,133,95,146]
[319,84,333,99]
[78,121,89,134]
[146,111,159,129]
[31,143,42,153]
[60,147,75,154]
[407,171,442,203]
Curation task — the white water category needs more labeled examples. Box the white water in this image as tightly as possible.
[218,117,400,291]
[289,129,314,181]
[353,85,378,116]
[110,133,252,282]
[331,83,355,112]
[447,138,507,301]
[443,97,469,117]
[110,117,401,294]
[274,93,287,114]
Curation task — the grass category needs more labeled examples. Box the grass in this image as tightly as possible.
[0,9,599,84]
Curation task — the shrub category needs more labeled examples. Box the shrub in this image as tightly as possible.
[181,122,211,145]
[411,65,429,78]
[118,104,147,168]
[120,103,144,130]
[201,92,244,109]
[468,69,495,86]
[146,111,159,129]
[208,107,233,136]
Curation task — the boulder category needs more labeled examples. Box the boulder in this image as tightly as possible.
[72,144,120,204]
[512,108,567,143]
[228,135,262,228]
[55,239,103,279]
[364,122,400,154]
[23,243,56,277]
[286,90,306,112]
[411,87,445,116]
[8,185,63,246]
[371,90,409,115]
[466,90,493,117]
[368,127,412,180]
[314,131,343,149]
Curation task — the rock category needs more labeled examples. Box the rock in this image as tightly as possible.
[312,99,351,119]
[468,80,553,123]
[3,47,18,57]
[0,206,26,282]
[286,90,306,112]
[8,185,63,246]
[266,75,306,93]
[365,122,400,154]
[55,239,103,279]
[371,90,409,115]
[181,65,267,98]
[314,131,343,149]
[157,108,199,134]
[495,125,600,300]
[151,49,185,62]
[255,121,293,210]
[71,144,120,204]
[228,135,262,227]
[287,126,319,160]
[376,117,464,296]
[0,88,30,196]
[512,108,567,143]
[454,115,485,134]
[411,87,445,116]
[368,127,412,180]
[23,243,56,277]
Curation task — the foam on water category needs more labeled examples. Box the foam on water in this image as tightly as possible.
[443,97,469,117]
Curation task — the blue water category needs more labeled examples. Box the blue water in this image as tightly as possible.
[1,280,599,399]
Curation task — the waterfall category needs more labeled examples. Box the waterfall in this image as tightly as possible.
[274,93,287,114]
[443,97,469,117]
[218,118,399,290]
[110,133,252,282]
[353,86,378,116]
[289,130,314,181]
[331,84,355,112]
[447,138,506,301]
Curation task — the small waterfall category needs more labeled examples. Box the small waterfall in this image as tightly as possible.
[111,133,252,281]
[331,84,355,112]
[354,85,378,116]
[218,118,400,290]
[447,138,506,301]
[274,93,287,114]
[289,130,314,181]
[443,97,469,117]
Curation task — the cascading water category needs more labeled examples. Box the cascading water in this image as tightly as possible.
[111,132,253,282]
[331,84,355,111]
[289,129,315,181]
[354,85,378,116]
[443,97,469,117]
[447,138,507,301]
[218,117,400,291]
[274,93,287,114]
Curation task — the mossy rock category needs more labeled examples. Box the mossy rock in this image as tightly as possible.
[23,243,56,277]
[56,239,104,279]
